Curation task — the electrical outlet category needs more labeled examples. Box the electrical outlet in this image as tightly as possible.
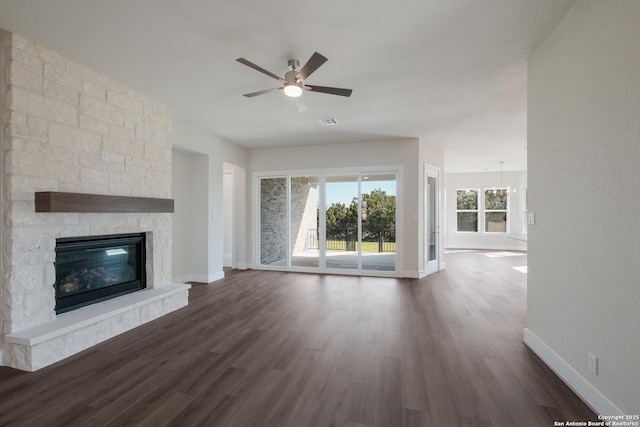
[588,353,598,375]
[125,155,133,166]
[101,150,109,161]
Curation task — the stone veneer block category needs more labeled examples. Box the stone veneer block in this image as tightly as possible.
[5,283,190,371]
[1,32,182,371]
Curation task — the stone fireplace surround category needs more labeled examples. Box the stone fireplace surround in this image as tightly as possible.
[1,33,190,371]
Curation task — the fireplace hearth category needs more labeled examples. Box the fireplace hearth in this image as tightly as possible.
[54,233,146,314]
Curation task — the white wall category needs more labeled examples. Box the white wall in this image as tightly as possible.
[445,171,527,251]
[172,117,248,282]
[172,149,209,282]
[526,0,640,414]
[248,138,435,277]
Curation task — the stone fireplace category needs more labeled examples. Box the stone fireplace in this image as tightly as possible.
[0,33,190,371]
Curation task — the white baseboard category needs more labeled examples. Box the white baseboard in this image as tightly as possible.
[189,271,224,284]
[403,270,421,278]
[174,271,225,284]
[445,243,527,252]
[523,328,623,416]
[208,271,225,282]
[417,264,447,279]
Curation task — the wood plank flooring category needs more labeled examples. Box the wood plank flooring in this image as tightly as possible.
[0,250,597,426]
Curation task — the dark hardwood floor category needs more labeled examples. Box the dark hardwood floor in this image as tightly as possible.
[0,250,596,426]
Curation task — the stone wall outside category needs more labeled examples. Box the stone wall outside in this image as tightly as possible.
[259,177,286,264]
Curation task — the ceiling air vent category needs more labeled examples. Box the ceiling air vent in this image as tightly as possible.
[319,118,339,126]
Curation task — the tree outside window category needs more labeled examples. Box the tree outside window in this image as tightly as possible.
[484,189,508,232]
[456,189,478,232]
[325,188,396,252]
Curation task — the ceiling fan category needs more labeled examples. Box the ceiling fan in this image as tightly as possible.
[236,52,353,99]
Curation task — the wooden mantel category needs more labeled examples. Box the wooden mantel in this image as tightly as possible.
[35,192,174,213]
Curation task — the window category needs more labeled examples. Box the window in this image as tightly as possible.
[484,189,508,233]
[456,189,478,232]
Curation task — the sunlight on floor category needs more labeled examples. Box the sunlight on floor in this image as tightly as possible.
[483,251,526,258]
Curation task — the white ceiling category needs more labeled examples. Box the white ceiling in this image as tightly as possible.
[0,0,577,173]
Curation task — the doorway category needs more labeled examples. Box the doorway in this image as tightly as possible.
[425,165,441,275]
[223,166,236,268]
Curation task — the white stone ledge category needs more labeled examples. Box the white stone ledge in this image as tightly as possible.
[4,283,190,371]
[6,283,190,347]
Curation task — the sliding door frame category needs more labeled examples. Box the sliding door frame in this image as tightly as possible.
[254,166,403,277]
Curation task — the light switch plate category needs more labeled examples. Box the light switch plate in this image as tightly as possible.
[588,353,598,375]
[527,212,535,225]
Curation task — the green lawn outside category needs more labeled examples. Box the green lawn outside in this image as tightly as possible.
[325,240,396,253]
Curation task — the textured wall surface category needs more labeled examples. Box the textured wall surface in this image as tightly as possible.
[1,33,185,370]
[527,0,640,413]
[259,177,287,264]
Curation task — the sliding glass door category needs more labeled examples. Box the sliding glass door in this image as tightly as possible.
[290,176,319,268]
[325,175,359,271]
[258,170,398,275]
[361,173,396,272]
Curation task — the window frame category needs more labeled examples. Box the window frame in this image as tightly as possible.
[254,166,402,276]
[483,188,509,234]
[455,188,479,233]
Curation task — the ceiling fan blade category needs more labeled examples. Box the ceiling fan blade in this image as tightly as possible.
[296,52,328,81]
[306,85,353,97]
[236,58,285,83]
[243,87,282,97]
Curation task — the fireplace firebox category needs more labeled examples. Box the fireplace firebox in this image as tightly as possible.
[54,233,146,314]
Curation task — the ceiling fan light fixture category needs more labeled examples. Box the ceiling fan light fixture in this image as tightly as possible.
[237,53,352,99]
[284,83,303,98]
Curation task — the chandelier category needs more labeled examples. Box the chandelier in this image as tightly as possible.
[489,161,517,200]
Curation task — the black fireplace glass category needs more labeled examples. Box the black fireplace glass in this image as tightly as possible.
[54,233,146,314]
